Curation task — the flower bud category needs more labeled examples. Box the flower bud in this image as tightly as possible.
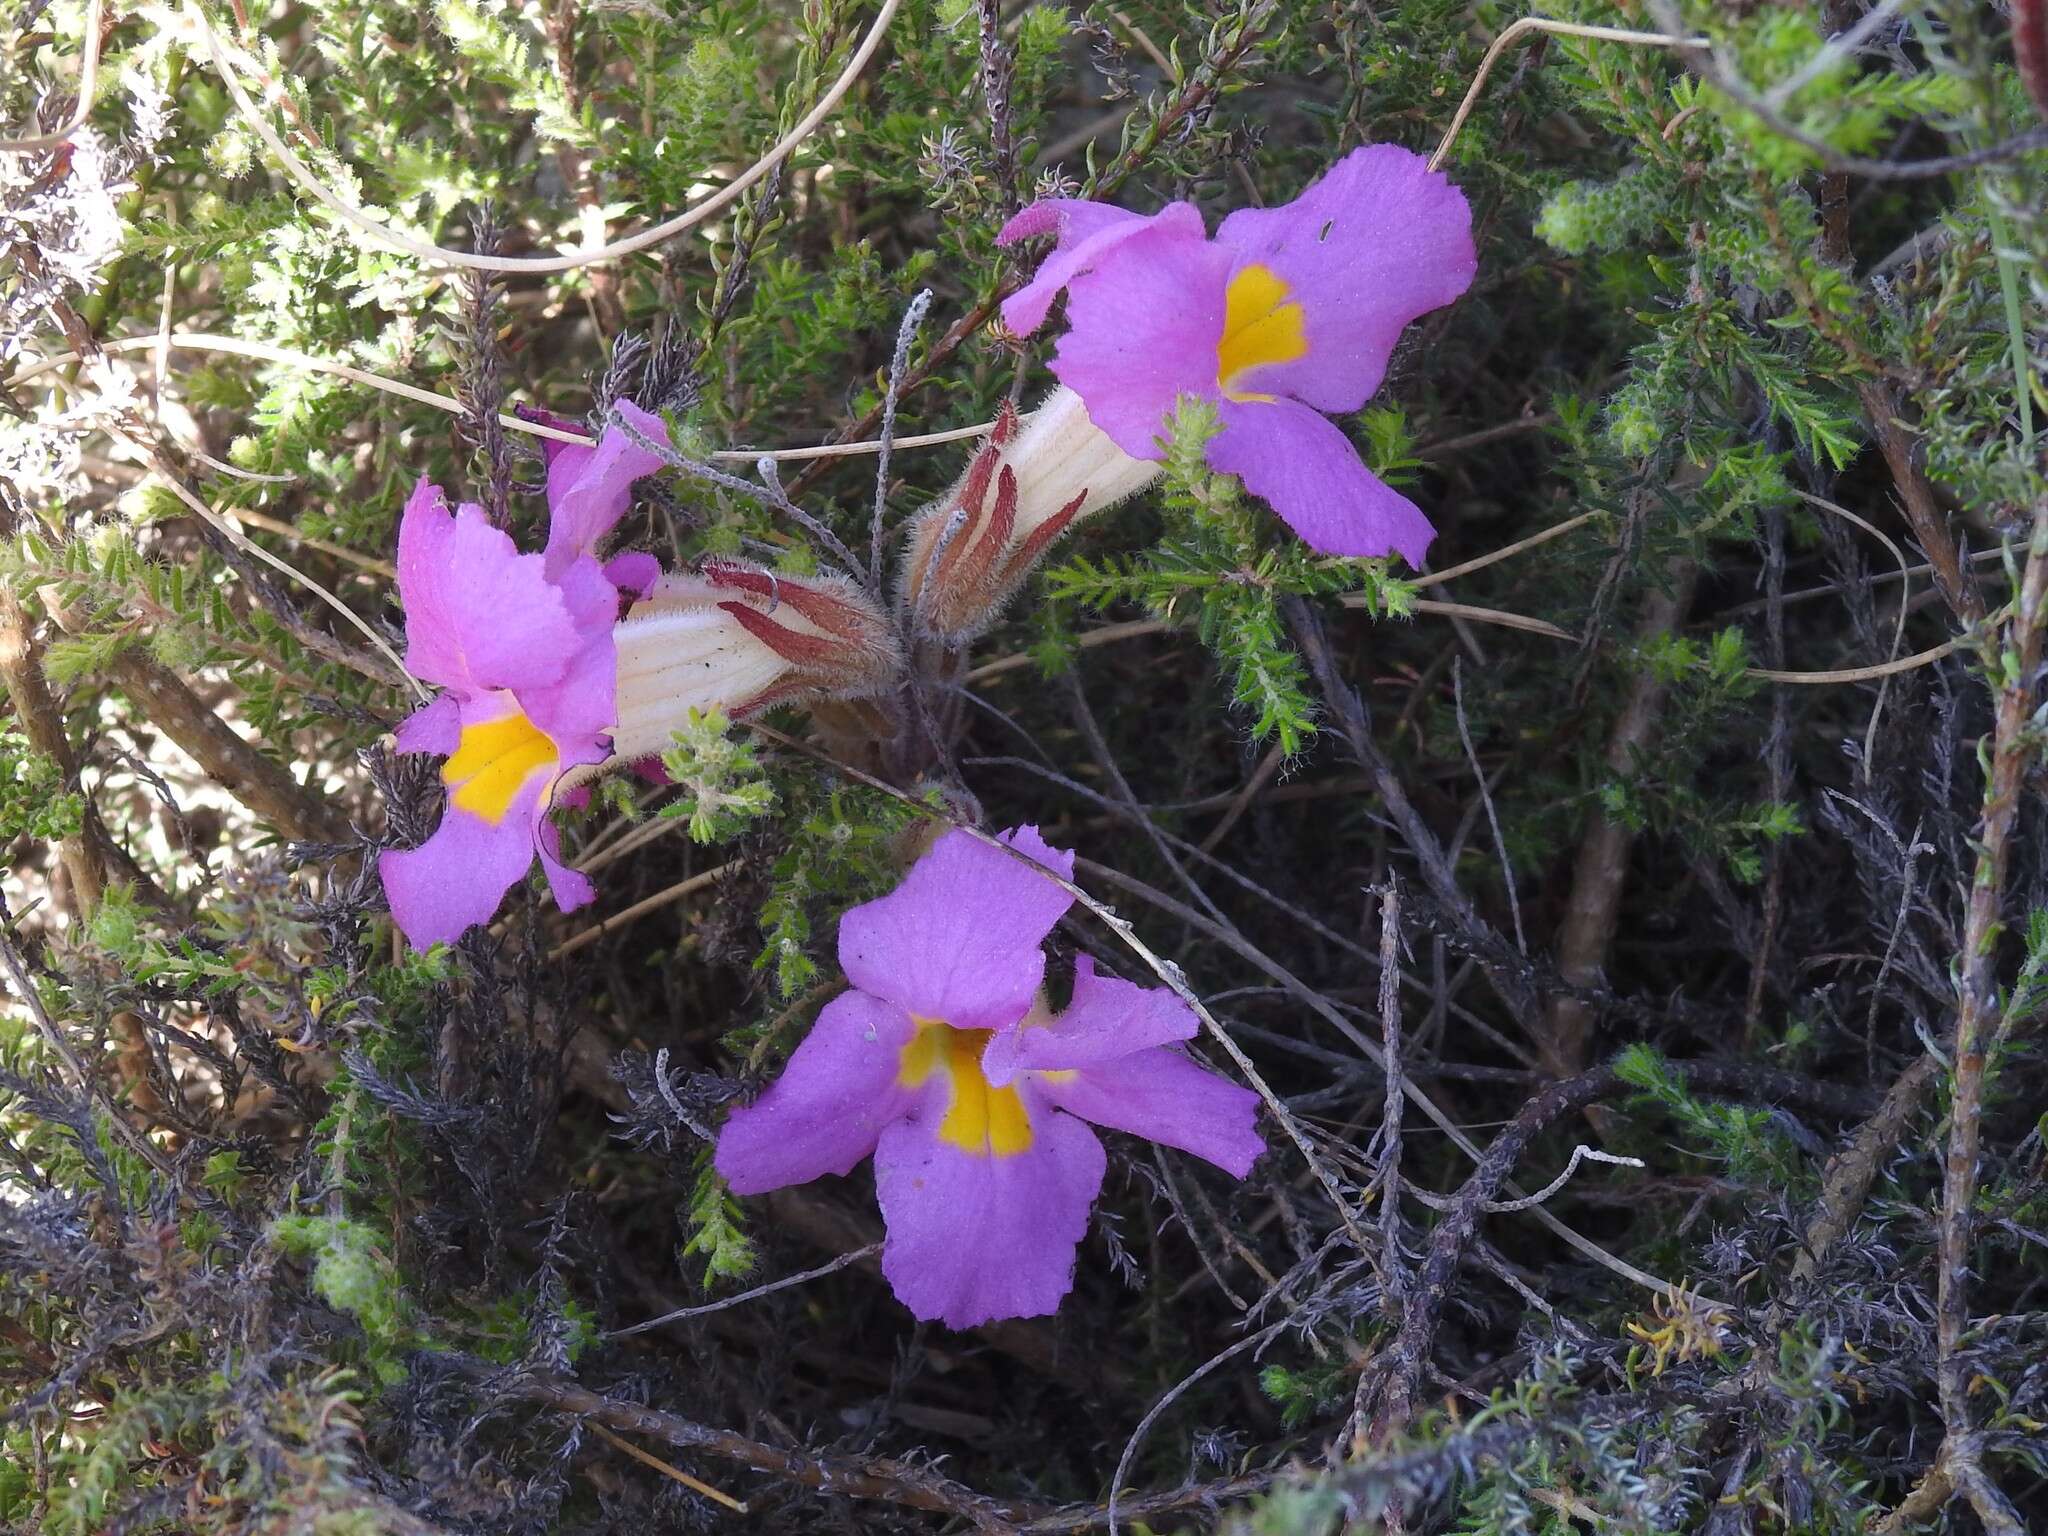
[902,387,1161,643]
[605,561,902,763]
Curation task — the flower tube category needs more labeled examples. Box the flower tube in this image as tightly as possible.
[996,145,1476,565]
[604,559,903,765]
[715,826,1264,1328]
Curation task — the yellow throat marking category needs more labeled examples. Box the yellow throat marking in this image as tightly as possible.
[1217,263,1307,403]
[445,709,557,824]
[898,1019,1034,1158]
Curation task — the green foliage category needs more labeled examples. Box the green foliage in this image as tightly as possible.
[0,732,84,842]
[1614,1044,1805,1186]
[271,1215,419,1385]
[753,783,929,998]
[679,1151,757,1288]
[657,707,778,844]
[1046,397,1416,754]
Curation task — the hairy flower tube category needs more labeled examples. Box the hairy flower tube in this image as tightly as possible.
[600,559,903,766]
[715,827,1264,1328]
[902,390,1161,642]
[996,144,1475,566]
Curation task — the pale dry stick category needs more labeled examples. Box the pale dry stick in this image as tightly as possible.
[1074,852,1691,1300]
[1427,17,1708,174]
[972,604,1569,686]
[0,907,177,1184]
[1764,0,1913,107]
[1542,566,1695,1079]
[0,0,106,152]
[219,506,396,577]
[1374,879,1406,1306]
[191,447,297,484]
[1745,636,1961,684]
[1407,508,1604,591]
[191,0,902,274]
[1396,1144,1647,1213]
[103,429,424,700]
[547,863,738,962]
[608,1244,882,1339]
[1452,657,1526,955]
[1410,597,1572,639]
[1197,740,1286,855]
[1106,6,1175,73]
[1796,489,1911,769]
[7,335,993,462]
[968,604,1959,687]
[575,806,695,876]
[1105,1319,1292,1536]
[586,1421,749,1515]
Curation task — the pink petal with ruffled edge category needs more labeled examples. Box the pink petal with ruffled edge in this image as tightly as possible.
[379,771,553,949]
[998,200,1207,337]
[873,1098,1105,1328]
[392,692,462,756]
[535,811,596,914]
[1213,145,1475,414]
[395,478,579,695]
[716,990,924,1193]
[517,553,620,752]
[1040,220,1235,462]
[541,400,671,582]
[982,955,1195,1085]
[602,552,662,601]
[1034,1047,1264,1178]
[837,826,1075,1031]
[1209,397,1437,565]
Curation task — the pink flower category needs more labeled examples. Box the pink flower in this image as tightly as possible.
[523,399,671,597]
[997,145,1476,566]
[714,827,1264,1329]
[378,405,672,948]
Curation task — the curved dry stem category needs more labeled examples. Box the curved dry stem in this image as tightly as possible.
[190,0,902,275]
[8,334,991,462]
[0,0,106,152]
[106,429,423,699]
[1429,17,1707,173]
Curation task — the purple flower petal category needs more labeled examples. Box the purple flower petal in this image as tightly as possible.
[1043,219,1237,461]
[379,776,550,949]
[517,554,620,753]
[392,692,462,755]
[983,955,1195,1085]
[716,990,923,1194]
[873,1100,1105,1328]
[1035,1047,1265,1177]
[396,478,579,695]
[1213,145,1475,413]
[515,404,586,469]
[602,551,662,600]
[837,826,1075,1031]
[1208,397,1437,565]
[999,200,1207,337]
[541,400,671,581]
[535,810,595,914]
